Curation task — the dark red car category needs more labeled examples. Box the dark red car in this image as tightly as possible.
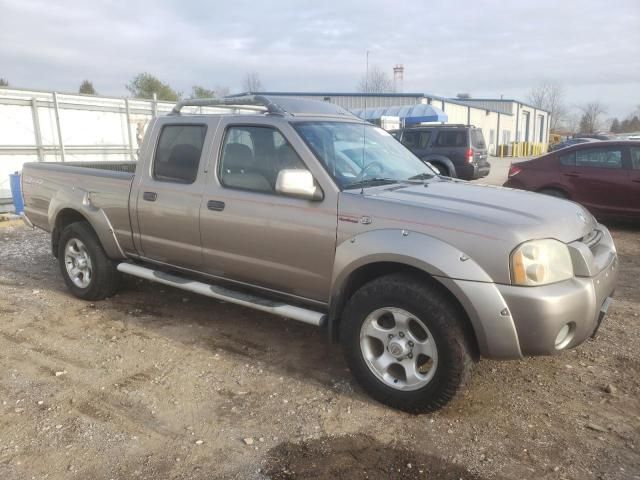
[504,141,640,220]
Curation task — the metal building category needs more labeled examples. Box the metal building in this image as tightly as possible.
[229,92,550,157]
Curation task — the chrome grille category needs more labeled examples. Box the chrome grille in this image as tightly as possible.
[582,229,602,250]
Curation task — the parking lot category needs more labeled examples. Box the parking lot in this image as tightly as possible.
[0,160,638,480]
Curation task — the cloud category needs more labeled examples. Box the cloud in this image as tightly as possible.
[0,0,638,116]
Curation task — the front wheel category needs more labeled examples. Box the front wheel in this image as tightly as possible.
[340,273,474,413]
[58,222,121,300]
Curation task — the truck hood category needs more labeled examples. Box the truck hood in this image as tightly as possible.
[362,178,596,244]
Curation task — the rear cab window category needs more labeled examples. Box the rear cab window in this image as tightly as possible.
[153,125,206,183]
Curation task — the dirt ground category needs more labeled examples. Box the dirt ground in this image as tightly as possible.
[0,219,638,480]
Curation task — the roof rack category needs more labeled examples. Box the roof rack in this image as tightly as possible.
[170,95,286,116]
[406,123,476,129]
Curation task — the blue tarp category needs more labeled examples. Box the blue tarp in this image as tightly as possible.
[351,103,448,125]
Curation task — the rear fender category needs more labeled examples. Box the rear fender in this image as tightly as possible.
[49,188,126,260]
[421,155,455,176]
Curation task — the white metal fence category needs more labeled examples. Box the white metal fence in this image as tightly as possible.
[0,87,180,203]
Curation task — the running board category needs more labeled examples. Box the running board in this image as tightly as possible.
[116,263,326,327]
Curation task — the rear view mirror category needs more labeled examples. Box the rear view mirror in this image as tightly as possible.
[275,169,323,201]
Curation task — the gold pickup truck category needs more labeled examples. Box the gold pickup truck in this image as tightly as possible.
[21,96,618,412]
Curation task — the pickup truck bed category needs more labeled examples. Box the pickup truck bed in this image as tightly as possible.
[23,161,136,258]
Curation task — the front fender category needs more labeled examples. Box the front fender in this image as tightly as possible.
[49,188,126,260]
[330,229,522,359]
[332,229,492,291]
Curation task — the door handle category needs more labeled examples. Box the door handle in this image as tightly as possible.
[207,200,225,211]
[562,172,579,178]
[143,191,157,201]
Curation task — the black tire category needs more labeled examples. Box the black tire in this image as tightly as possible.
[340,273,474,413]
[539,188,568,199]
[57,222,121,300]
[430,161,455,177]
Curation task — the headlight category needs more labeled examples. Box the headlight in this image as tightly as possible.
[510,239,573,286]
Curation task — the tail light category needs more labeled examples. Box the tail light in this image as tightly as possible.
[466,148,474,163]
[508,165,522,177]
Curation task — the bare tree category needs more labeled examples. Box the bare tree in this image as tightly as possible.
[0,78,8,87]
[214,85,230,98]
[243,72,264,92]
[527,81,568,132]
[357,65,395,94]
[578,101,607,133]
[563,111,582,134]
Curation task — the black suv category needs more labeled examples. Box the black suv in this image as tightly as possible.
[392,125,490,180]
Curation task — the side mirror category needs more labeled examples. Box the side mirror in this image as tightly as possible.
[275,169,323,201]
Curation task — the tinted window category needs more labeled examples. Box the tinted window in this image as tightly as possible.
[471,129,486,148]
[220,126,307,193]
[559,152,575,166]
[435,130,467,147]
[631,147,640,170]
[401,131,420,148]
[153,125,206,183]
[402,131,432,149]
[575,148,622,169]
[418,131,432,148]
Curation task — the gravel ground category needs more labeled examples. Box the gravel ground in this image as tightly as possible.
[0,216,638,480]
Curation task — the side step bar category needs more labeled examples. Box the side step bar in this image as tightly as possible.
[116,263,326,327]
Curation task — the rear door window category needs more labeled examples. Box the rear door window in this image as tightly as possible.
[471,129,486,149]
[418,131,432,148]
[631,147,640,170]
[559,152,576,166]
[575,148,623,169]
[434,130,467,147]
[153,125,206,183]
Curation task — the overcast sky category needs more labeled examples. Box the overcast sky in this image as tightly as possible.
[1,0,639,118]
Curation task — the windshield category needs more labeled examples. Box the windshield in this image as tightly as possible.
[293,121,436,189]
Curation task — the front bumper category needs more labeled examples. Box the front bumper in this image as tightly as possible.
[497,252,618,356]
[441,224,618,359]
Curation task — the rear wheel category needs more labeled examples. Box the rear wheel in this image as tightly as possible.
[340,273,474,413]
[539,188,568,199]
[58,222,121,300]
[429,161,454,177]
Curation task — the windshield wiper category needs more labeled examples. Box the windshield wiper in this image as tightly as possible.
[407,172,436,181]
[344,177,399,190]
